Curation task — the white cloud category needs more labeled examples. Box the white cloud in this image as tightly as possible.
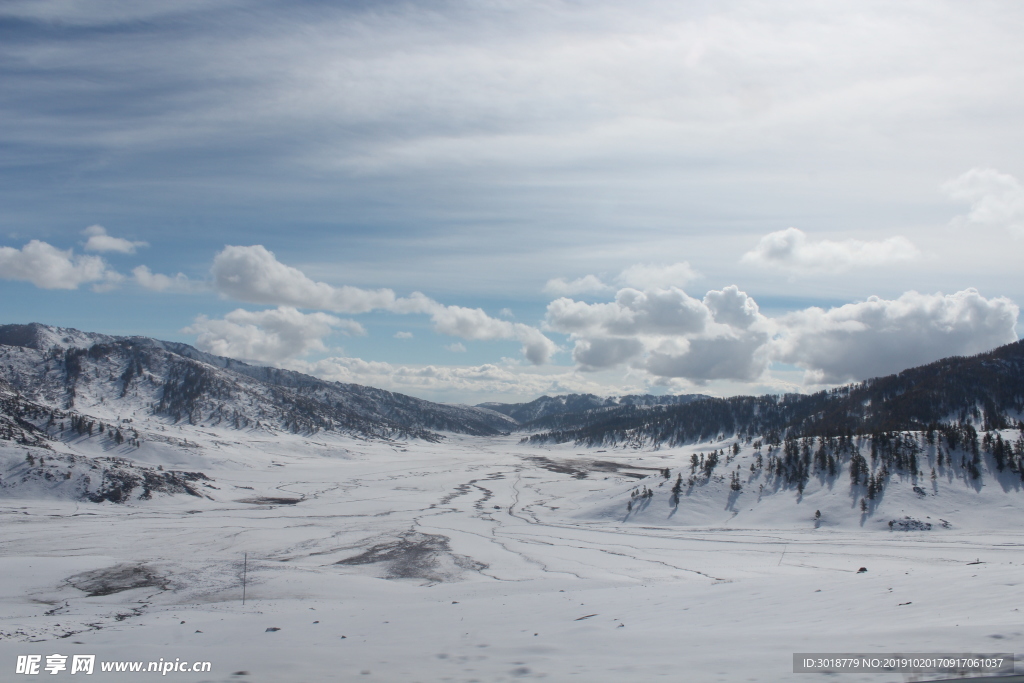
[740,228,921,273]
[547,284,761,377]
[178,286,1018,400]
[543,274,613,296]
[546,280,1018,388]
[645,332,770,383]
[702,285,762,329]
[132,265,202,293]
[773,288,1019,384]
[184,306,364,364]
[392,292,557,364]
[542,263,697,298]
[615,262,698,290]
[394,331,414,339]
[0,239,121,290]
[572,336,645,372]
[554,287,771,381]
[210,245,557,364]
[943,168,1024,235]
[82,225,147,254]
[444,342,467,353]
[499,308,514,319]
[546,286,711,337]
[430,304,557,364]
[211,245,397,313]
[288,356,629,402]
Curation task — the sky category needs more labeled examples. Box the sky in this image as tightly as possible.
[1,0,1023,405]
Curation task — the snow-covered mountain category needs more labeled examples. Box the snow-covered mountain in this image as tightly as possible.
[478,392,709,429]
[523,339,1024,448]
[0,322,516,441]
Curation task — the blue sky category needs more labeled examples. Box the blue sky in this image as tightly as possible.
[2,0,1023,403]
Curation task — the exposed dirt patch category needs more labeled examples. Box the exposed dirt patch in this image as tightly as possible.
[524,455,656,480]
[66,563,167,596]
[337,531,486,582]
[237,496,303,505]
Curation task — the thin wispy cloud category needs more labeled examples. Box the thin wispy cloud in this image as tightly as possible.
[1,2,1022,401]
[82,225,147,254]
[740,228,921,273]
[944,168,1024,236]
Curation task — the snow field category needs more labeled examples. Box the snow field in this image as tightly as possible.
[2,428,1023,682]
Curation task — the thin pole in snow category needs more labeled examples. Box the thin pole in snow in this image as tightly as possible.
[242,553,247,606]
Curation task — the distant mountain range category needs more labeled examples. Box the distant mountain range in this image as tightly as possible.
[477,393,709,430]
[0,323,1021,451]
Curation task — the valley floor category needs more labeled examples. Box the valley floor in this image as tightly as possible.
[2,430,1023,682]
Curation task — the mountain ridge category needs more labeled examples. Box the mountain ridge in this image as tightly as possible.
[523,339,1024,448]
[0,322,516,440]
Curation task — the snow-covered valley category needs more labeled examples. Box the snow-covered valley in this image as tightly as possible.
[2,325,1023,681]
[3,422,1024,682]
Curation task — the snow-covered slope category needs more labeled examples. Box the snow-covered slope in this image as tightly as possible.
[2,426,1024,682]
[524,339,1024,447]
[0,323,516,440]
[479,391,708,428]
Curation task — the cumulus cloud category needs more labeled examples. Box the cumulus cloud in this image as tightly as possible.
[547,284,762,378]
[82,225,147,254]
[184,306,364,364]
[0,239,121,290]
[546,280,1017,388]
[703,285,762,329]
[645,332,770,383]
[773,288,1019,384]
[543,274,613,296]
[572,336,645,372]
[943,168,1024,235]
[741,227,920,273]
[211,245,397,313]
[209,245,557,364]
[430,304,557,364]
[444,342,467,353]
[394,331,413,339]
[615,262,698,289]
[132,265,202,293]
[392,292,557,364]
[546,287,711,337]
